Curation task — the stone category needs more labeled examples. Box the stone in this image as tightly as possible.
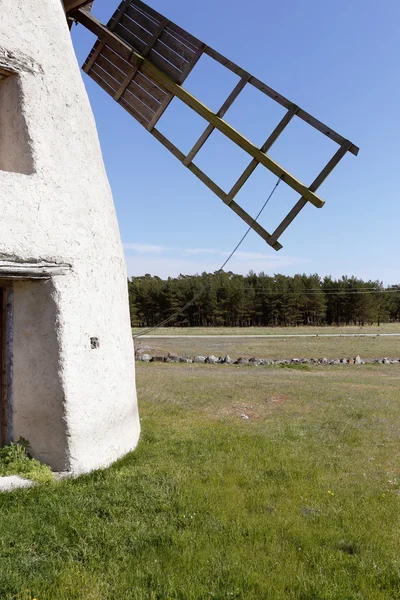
[0,475,34,493]
[179,355,192,363]
[223,355,233,364]
[240,414,250,420]
[165,353,180,363]
[340,358,347,364]
[249,357,262,366]
[354,355,362,364]
[235,357,249,365]
[193,356,206,363]
[205,355,218,364]
[140,354,151,362]
[383,358,390,364]
[150,356,164,362]
[348,358,354,364]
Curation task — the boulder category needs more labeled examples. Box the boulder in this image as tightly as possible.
[193,356,206,363]
[179,355,193,363]
[140,354,151,362]
[235,357,249,365]
[165,353,180,363]
[206,355,219,364]
[354,355,362,364]
[223,355,233,364]
[151,356,164,362]
[249,357,262,366]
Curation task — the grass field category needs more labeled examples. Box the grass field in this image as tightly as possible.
[135,333,400,360]
[132,323,400,336]
[1,361,400,598]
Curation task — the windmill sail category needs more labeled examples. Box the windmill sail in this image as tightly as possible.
[72,0,359,251]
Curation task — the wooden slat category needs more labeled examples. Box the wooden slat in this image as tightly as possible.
[122,87,155,122]
[83,0,131,74]
[152,39,189,73]
[151,129,282,250]
[165,21,204,52]
[159,29,197,63]
[96,55,126,85]
[75,11,326,209]
[148,48,183,82]
[134,71,169,104]
[205,46,359,157]
[125,4,161,34]
[269,141,353,244]
[119,97,149,127]
[114,18,168,102]
[146,94,173,131]
[184,74,250,166]
[101,46,131,76]
[226,104,299,202]
[124,80,160,114]
[130,0,164,26]
[91,64,120,94]
[115,20,148,53]
[89,68,119,97]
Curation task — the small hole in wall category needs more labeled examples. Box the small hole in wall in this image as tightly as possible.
[90,337,100,349]
[0,69,35,175]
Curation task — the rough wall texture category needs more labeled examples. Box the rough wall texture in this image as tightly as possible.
[0,0,140,472]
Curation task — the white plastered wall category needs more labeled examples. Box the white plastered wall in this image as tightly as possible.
[0,0,140,472]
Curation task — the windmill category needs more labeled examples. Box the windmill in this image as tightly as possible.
[0,0,357,475]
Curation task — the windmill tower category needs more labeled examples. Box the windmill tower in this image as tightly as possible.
[0,0,357,473]
[0,0,140,473]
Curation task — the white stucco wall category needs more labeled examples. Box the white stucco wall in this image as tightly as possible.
[0,0,140,472]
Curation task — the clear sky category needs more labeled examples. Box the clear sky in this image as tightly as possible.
[71,0,399,284]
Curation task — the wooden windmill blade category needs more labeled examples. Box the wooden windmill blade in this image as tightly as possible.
[71,0,359,252]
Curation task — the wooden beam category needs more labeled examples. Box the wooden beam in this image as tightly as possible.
[183,73,251,166]
[204,46,360,157]
[226,104,299,204]
[151,129,282,250]
[74,10,326,209]
[63,0,93,14]
[269,140,353,244]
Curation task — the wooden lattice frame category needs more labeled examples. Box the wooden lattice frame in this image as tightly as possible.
[74,1,359,251]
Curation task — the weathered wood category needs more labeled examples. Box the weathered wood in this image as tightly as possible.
[115,20,148,53]
[124,79,161,112]
[269,141,353,244]
[96,55,126,85]
[226,104,299,203]
[76,10,326,208]
[151,129,282,250]
[184,74,250,167]
[63,0,92,13]
[134,71,169,103]
[125,5,161,34]
[114,18,168,102]
[204,47,359,157]
[83,0,131,74]
[119,96,149,127]
[101,46,131,75]
[122,86,155,122]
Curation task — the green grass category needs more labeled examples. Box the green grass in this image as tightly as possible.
[0,442,53,484]
[1,362,400,599]
[135,333,400,360]
[132,323,400,336]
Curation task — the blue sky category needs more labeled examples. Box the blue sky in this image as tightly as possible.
[71,0,399,283]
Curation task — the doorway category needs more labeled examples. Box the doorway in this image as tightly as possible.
[0,286,10,446]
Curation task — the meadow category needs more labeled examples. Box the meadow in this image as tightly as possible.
[1,356,400,598]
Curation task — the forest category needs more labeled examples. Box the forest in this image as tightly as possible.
[128,272,400,328]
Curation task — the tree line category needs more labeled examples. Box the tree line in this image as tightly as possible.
[128,272,400,328]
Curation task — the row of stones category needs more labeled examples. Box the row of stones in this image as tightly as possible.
[135,353,399,366]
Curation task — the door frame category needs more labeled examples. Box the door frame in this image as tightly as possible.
[0,284,12,446]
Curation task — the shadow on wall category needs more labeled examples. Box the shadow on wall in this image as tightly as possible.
[11,279,69,471]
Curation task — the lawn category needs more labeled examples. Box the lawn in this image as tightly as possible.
[132,323,400,336]
[134,332,400,360]
[1,362,400,599]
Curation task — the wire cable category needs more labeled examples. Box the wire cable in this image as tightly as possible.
[133,176,282,338]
